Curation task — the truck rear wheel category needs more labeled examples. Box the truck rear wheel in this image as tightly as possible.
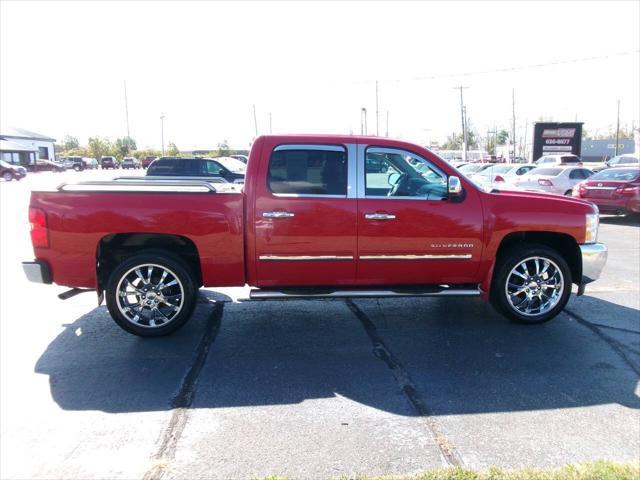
[491,244,572,324]
[105,252,198,336]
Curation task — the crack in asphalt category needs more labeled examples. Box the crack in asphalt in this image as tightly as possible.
[345,299,463,467]
[565,308,640,376]
[143,300,224,480]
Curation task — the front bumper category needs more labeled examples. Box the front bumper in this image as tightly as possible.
[22,261,52,284]
[580,243,607,285]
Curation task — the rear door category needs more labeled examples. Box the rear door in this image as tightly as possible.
[253,142,357,287]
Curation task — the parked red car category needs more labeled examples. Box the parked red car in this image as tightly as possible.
[23,135,607,336]
[572,166,640,216]
[142,156,158,169]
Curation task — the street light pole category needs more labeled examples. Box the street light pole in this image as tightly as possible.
[160,114,165,156]
[361,108,367,135]
[253,104,258,137]
[615,99,620,156]
[375,80,379,136]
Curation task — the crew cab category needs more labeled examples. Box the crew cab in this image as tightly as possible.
[23,135,608,336]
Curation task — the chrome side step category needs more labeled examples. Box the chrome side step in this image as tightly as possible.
[249,285,480,300]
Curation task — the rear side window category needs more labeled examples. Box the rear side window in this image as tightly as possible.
[148,159,179,175]
[268,146,347,196]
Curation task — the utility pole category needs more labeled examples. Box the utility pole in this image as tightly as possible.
[252,104,258,137]
[463,106,468,153]
[123,81,130,140]
[160,113,165,156]
[375,80,379,136]
[512,88,516,161]
[614,99,620,156]
[453,86,468,161]
[386,111,389,137]
[269,112,273,134]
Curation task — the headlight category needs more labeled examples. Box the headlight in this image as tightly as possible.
[585,213,599,243]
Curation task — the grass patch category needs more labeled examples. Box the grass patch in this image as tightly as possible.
[259,461,640,480]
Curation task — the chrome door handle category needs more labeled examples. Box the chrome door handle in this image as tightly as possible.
[262,211,295,218]
[365,213,396,220]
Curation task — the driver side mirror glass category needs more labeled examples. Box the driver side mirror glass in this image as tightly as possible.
[448,176,463,198]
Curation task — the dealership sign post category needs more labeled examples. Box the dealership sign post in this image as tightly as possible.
[532,122,583,161]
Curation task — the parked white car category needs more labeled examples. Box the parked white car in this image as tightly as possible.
[534,154,583,167]
[514,166,594,196]
[469,164,537,189]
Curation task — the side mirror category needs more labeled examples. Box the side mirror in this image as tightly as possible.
[448,176,464,201]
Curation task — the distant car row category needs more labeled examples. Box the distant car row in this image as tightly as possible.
[456,159,639,216]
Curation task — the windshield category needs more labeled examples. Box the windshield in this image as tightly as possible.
[609,155,639,165]
[591,168,640,181]
[215,157,246,173]
[0,160,11,168]
[527,167,562,176]
[458,163,489,174]
[476,165,513,177]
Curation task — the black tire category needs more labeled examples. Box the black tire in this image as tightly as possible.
[73,165,82,172]
[105,251,198,337]
[2,172,13,181]
[490,243,572,324]
[564,190,573,196]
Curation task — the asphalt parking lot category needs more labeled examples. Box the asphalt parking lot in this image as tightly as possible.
[1,170,638,479]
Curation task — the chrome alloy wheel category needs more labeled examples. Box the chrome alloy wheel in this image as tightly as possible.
[505,256,564,317]
[115,263,184,328]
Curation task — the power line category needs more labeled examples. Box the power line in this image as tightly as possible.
[351,50,639,86]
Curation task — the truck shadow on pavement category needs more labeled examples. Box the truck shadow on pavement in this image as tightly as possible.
[34,291,640,415]
[600,215,640,227]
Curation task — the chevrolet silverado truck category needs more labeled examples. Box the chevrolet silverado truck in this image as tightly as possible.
[23,135,608,336]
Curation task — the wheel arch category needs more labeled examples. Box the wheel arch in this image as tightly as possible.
[481,231,582,296]
[96,233,202,294]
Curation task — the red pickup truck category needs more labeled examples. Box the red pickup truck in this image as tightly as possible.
[23,135,607,336]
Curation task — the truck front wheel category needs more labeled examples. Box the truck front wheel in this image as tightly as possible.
[491,244,572,324]
[105,252,198,336]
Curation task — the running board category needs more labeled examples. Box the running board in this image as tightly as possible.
[249,285,480,300]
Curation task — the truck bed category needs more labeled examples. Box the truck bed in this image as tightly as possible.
[29,181,245,289]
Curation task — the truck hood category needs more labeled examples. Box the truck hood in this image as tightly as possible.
[485,186,597,211]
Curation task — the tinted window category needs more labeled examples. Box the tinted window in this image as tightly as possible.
[148,159,178,175]
[561,155,580,163]
[268,147,347,195]
[569,169,583,179]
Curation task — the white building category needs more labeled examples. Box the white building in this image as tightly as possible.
[0,127,56,166]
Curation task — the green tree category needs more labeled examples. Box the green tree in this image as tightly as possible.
[116,137,137,156]
[62,135,80,150]
[87,137,114,161]
[166,142,179,156]
[496,129,509,145]
[217,140,230,157]
[442,129,478,150]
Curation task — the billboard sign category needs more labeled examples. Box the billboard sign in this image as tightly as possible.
[533,122,583,160]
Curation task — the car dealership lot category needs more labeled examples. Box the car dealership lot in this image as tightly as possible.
[1,170,639,479]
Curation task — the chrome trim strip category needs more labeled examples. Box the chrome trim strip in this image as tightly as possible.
[259,255,354,261]
[359,254,472,260]
[274,144,345,152]
[250,289,480,299]
[580,242,607,284]
[271,193,347,199]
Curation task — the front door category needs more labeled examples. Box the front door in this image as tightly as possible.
[253,142,357,287]
[356,145,484,285]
